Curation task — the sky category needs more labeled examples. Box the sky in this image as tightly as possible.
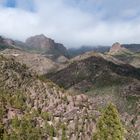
[0,0,140,47]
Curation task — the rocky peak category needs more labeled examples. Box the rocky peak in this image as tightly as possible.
[109,42,126,54]
[25,34,55,50]
[25,34,69,59]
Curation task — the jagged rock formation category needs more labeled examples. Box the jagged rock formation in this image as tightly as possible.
[109,42,128,54]
[25,34,69,60]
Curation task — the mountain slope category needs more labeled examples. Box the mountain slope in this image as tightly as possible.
[0,53,140,139]
[46,52,140,91]
[0,55,102,139]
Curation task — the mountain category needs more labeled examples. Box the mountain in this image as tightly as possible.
[46,51,140,91]
[123,44,140,52]
[0,35,70,75]
[109,43,140,68]
[67,43,140,58]
[0,35,69,63]
[108,42,130,55]
[25,34,69,60]
[68,46,110,58]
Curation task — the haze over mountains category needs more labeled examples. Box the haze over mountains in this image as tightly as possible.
[0,34,140,139]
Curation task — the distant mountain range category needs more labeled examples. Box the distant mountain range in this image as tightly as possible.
[122,44,140,52]
[68,44,140,58]
[1,34,140,58]
[68,46,110,57]
[0,34,140,74]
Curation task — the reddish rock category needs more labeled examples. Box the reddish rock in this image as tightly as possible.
[109,42,126,54]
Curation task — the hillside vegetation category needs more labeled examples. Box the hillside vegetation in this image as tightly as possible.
[0,55,139,139]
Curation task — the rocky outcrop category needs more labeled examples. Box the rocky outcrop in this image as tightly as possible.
[25,34,69,59]
[109,42,127,54]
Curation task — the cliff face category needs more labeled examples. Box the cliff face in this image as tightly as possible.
[109,42,127,54]
[25,34,69,59]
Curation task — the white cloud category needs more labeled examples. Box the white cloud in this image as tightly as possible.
[0,0,140,47]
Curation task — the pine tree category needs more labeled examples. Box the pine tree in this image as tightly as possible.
[93,103,124,140]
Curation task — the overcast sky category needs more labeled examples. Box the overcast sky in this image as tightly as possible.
[0,0,140,47]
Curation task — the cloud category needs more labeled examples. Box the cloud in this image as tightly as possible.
[0,0,140,47]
